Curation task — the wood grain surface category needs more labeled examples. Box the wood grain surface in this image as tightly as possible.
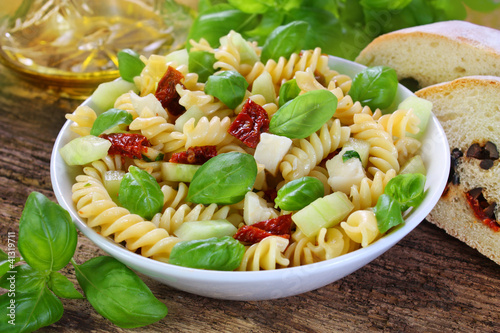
[0,63,499,333]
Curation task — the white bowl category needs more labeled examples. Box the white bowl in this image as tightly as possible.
[50,56,450,301]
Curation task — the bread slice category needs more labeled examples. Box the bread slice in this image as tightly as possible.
[355,20,500,89]
[415,76,500,264]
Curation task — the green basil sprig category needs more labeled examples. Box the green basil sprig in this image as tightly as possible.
[275,176,324,211]
[74,256,168,328]
[169,236,245,271]
[187,152,257,205]
[269,89,338,139]
[374,173,426,233]
[117,49,146,82]
[188,50,218,83]
[260,20,309,63]
[0,192,168,331]
[119,166,164,220]
[90,108,133,136]
[204,70,249,109]
[348,66,399,111]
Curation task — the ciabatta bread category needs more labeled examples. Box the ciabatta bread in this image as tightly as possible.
[355,21,500,89]
[415,76,500,264]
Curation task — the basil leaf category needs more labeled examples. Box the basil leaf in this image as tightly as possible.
[74,256,168,328]
[384,173,426,211]
[374,194,405,234]
[0,249,7,261]
[117,49,145,82]
[169,236,245,271]
[118,166,164,220]
[48,271,84,299]
[187,152,257,205]
[0,286,63,333]
[187,9,259,50]
[18,192,78,272]
[463,0,500,12]
[0,264,47,294]
[228,0,271,13]
[349,66,398,111]
[374,173,426,233]
[342,150,361,163]
[260,21,309,63]
[0,249,20,279]
[204,71,249,109]
[244,8,285,44]
[0,261,10,279]
[90,108,133,136]
[360,0,412,10]
[275,176,324,211]
[188,50,218,83]
[269,89,338,139]
[278,78,300,107]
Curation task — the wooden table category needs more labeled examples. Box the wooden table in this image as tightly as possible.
[0,62,498,333]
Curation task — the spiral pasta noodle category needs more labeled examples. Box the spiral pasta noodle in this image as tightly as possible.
[350,113,400,176]
[176,85,233,118]
[213,31,259,77]
[395,137,422,166]
[340,210,381,248]
[283,229,319,267]
[238,236,290,271]
[129,107,186,154]
[377,109,420,139]
[280,119,350,181]
[334,94,381,126]
[183,116,233,149]
[245,48,325,90]
[349,169,397,211]
[66,105,97,136]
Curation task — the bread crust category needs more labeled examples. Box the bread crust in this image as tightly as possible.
[356,21,500,88]
[416,76,500,264]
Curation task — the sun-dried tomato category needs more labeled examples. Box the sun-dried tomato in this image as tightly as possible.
[100,133,151,159]
[465,189,500,232]
[233,214,293,244]
[228,98,269,148]
[155,66,186,119]
[263,188,278,203]
[253,214,293,235]
[169,146,217,165]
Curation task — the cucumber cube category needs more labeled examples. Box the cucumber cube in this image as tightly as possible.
[103,170,125,204]
[90,78,138,113]
[399,155,426,175]
[173,219,237,240]
[397,96,432,140]
[292,191,354,238]
[161,162,201,183]
[59,135,111,166]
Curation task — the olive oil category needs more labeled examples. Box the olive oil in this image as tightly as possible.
[0,0,192,98]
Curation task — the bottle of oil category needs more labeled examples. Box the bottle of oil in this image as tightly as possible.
[0,0,194,99]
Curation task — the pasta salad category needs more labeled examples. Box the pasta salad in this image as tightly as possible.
[60,31,430,271]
